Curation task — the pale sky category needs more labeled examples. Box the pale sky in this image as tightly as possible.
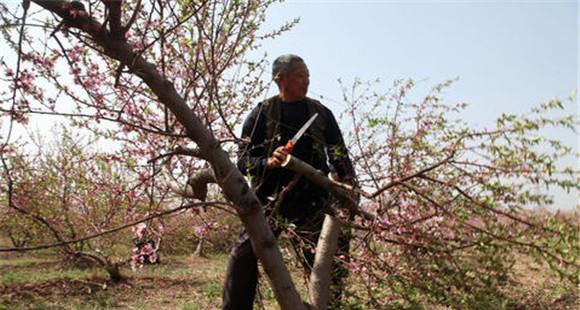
[1,0,578,208]
[255,0,577,122]
[251,0,579,209]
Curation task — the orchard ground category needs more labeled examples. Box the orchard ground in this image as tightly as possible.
[0,235,577,310]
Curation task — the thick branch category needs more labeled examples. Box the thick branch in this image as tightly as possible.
[187,168,216,201]
[103,0,123,39]
[282,155,375,221]
[308,214,341,310]
[163,166,216,201]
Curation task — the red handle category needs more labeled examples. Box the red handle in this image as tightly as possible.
[284,140,294,152]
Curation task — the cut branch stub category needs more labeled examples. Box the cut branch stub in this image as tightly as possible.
[187,168,216,201]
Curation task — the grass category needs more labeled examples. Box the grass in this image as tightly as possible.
[0,269,101,284]
[0,251,577,309]
[0,256,45,267]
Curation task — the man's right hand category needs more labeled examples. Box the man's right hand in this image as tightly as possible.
[266,146,289,169]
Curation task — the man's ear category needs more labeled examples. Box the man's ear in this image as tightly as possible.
[273,74,283,88]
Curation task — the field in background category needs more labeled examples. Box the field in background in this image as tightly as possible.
[1,253,241,310]
[1,249,577,310]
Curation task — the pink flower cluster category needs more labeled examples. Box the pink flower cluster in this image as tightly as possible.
[67,45,84,63]
[17,70,35,92]
[83,65,103,92]
[129,222,164,271]
[133,222,147,239]
[0,145,14,154]
[130,242,159,271]
[22,52,55,71]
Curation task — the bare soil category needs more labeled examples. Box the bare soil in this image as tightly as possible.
[0,252,577,310]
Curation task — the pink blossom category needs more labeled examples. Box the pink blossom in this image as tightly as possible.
[69,9,87,18]
[0,145,14,154]
[130,255,138,271]
[138,170,148,182]
[11,110,28,124]
[71,67,82,76]
[194,225,208,235]
[141,243,153,254]
[67,45,83,62]
[149,252,158,263]
[157,223,165,234]
[134,223,147,238]
[18,70,34,92]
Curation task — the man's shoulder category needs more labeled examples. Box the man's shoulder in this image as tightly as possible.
[260,95,281,106]
[304,96,332,116]
[304,96,323,105]
[248,96,279,115]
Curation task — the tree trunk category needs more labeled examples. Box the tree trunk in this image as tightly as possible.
[194,238,206,258]
[308,214,342,310]
[105,263,124,283]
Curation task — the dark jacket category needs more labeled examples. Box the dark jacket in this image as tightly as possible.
[237,96,355,218]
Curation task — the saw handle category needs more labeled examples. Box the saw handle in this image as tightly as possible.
[283,140,294,153]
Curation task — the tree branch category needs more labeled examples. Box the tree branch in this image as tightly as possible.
[281,155,375,221]
[308,214,341,310]
[103,0,123,39]
[370,149,455,199]
[122,0,141,35]
[0,202,223,252]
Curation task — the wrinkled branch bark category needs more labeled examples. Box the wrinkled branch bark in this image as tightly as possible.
[308,214,342,310]
[282,155,375,221]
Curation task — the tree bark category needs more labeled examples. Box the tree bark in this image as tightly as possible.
[194,238,206,258]
[308,214,342,310]
[282,155,375,221]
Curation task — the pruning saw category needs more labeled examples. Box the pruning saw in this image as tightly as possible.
[283,113,318,152]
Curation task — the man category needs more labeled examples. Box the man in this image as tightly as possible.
[222,54,356,310]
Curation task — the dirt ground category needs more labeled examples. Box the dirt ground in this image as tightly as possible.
[0,251,578,310]
[0,254,239,310]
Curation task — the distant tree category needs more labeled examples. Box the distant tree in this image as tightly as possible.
[332,79,578,307]
[0,127,157,282]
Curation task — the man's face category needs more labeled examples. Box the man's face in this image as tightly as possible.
[279,61,310,101]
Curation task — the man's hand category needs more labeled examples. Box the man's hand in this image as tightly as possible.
[266,146,289,169]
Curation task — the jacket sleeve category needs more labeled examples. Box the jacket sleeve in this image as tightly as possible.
[324,108,357,185]
[237,103,268,177]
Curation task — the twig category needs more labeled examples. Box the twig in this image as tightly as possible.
[370,147,456,199]
[147,146,204,163]
[122,0,142,36]
[0,201,229,252]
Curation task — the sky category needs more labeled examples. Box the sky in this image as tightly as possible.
[254,0,577,122]
[250,0,579,209]
[1,0,577,208]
